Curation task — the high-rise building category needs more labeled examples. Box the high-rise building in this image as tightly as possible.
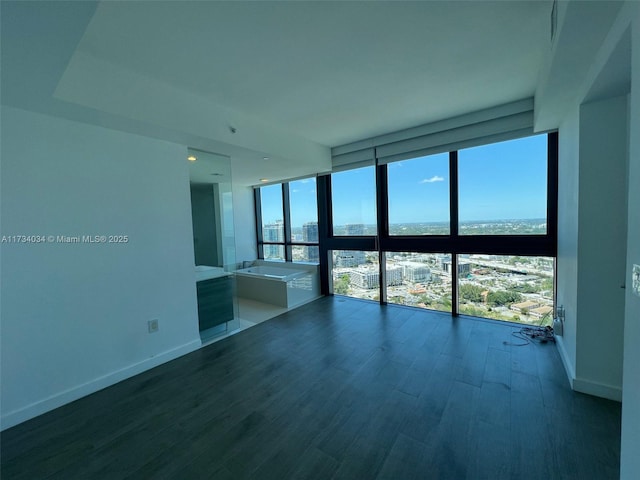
[263,220,284,259]
[302,221,318,242]
[300,221,319,262]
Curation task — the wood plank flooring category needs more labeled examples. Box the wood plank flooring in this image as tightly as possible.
[1,296,622,479]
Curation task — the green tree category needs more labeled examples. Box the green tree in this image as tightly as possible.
[460,283,484,303]
[486,290,522,306]
[335,274,350,295]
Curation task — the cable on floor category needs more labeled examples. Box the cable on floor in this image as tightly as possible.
[504,325,555,346]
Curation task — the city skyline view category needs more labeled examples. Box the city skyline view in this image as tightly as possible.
[262,134,548,230]
[259,133,552,325]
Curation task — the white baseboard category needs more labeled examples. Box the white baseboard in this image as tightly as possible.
[555,335,576,384]
[573,378,623,402]
[555,335,622,402]
[0,340,201,431]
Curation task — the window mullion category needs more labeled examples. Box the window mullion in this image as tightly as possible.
[282,183,291,261]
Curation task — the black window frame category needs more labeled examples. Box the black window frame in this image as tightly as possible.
[255,179,320,263]
[318,132,558,314]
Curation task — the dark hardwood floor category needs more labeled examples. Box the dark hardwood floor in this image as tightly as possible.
[1,296,621,479]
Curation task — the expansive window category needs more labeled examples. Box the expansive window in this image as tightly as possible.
[387,153,450,235]
[458,255,554,326]
[331,250,379,301]
[318,132,557,325]
[255,131,557,325]
[256,177,319,263]
[458,136,548,235]
[385,252,452,313]
[289,178,319,262]
[259,184,285,261]
[331,166,377,236]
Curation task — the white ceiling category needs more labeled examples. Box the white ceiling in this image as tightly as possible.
[71,0,550,146]
[1,0,588,186]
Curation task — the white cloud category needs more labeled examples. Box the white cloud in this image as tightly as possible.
[420,175,444,184]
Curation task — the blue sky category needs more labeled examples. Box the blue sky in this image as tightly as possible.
[262,134,548,227]
[260,178,318,227]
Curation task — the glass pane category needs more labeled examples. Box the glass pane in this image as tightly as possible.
[458,135,547,235]
[458,254,554,326]
[332,250,380,301]
[263,244,285,261]
[387,153,450,235]
[260,184,284,242]
[331,166,377,235]
[292,245,319,263]
[385,252,452,313]
[289,178,318,242]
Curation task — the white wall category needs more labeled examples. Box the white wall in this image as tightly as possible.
[574,95,628,399]
[620,6,640,478]
[555,106,580,378]
[232,184,258,265]
[0,106,201,429]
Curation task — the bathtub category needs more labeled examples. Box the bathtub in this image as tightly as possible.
[235,262,320,308]
[235,265,306,282]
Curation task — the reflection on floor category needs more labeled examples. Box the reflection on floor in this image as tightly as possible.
[200,298,288,347]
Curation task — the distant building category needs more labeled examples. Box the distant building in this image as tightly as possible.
[349,268,379,289]
[335,251,366,267]
[302,221,318,242]
[400,262,431,282]
[348,265,403,289]
[345,224,364,235]
[530,305,553,319]
[302,221,319,262]
[334,224,366,265]
[386,266,403,286]
[442,260,471,275]
[510,300,539,313]
[263,220,284,259]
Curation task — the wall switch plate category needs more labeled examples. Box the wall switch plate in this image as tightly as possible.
[148,319,159,333]
[633,264,640,298]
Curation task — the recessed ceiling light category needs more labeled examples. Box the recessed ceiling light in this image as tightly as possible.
[260,178,268,183]
[187,155,197,162]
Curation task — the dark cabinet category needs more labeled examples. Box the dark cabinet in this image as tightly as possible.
[196,275,234,331]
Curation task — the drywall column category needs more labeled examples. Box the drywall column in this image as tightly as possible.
[620,7,640,478]
[555,107,580,380]
[574,95,628,400]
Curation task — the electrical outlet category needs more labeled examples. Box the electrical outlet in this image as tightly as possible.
[148,319,159,333]
[633,264,640,298]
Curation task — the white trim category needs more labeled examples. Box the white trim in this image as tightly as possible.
[0,340,201,431]
[555,335,576,385]
[555,335,623,402]
[573,378,623,402]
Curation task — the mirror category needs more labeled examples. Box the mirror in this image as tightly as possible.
[188,148,239,341]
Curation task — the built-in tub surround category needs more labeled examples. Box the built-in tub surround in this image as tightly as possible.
[235,261,320,308]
